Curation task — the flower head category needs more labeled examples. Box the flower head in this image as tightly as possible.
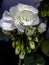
[0,3,39,33]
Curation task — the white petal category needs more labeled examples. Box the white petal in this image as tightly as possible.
[2,10,13,21]
[9,5,19,17]
[31,17,39,26]
[14,19,25,32]
[17,3,38,14]
[16,25,24,32]
[0,19,16,31]
[2,17,13,21]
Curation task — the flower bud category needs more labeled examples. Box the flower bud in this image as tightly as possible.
[12,41,15,48]
[15,45,20,55]
[19,50,25,59]
[34,37,38,42]
[29,40,35,49]
[38,23,46,33]
[16,40,19,45]
[27,36,32,40]
[25,27,36,36]
[21,41,24,50]
[27,46,31,53]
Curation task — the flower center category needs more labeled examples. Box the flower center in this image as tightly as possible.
[17,10,36,25]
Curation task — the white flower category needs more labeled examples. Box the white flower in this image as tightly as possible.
[0,3,39,33]
[38,23,46,33]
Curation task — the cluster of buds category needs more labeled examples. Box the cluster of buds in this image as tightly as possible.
[12,34,39,59]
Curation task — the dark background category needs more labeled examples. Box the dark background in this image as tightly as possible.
[0,40,49,65]
[0,0,41,10]
[0,0,49,65]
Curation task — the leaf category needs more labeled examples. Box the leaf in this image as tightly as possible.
[41,39,49,56]
[24,53,45,65]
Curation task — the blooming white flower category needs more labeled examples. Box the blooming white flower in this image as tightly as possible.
[38,23,46,33]
[0,3,39,33]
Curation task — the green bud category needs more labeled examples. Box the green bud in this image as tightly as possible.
[19,50,25,59]
[34,37,38,42]
[27,46,31,53]
[27,36,32,40]
[29,40,35,49]
[21,41,24,50]
[12,41,15,48]
[15,45,20,55]
[25,27,36,36]
[16,40,19,45]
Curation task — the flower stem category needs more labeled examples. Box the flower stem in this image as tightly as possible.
[18,58,21,65]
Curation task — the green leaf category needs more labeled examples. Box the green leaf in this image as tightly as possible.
[24,53,45,65]
[41,39,49,56]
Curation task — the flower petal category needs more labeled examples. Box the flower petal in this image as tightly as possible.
[2,10,13,21]
[17,3,38,14]
[9,5,19,17]
[31,17,39,26]
[0,19,16,31]
[14,19,25,32]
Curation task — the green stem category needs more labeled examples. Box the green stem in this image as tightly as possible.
[33,37,44,52]
[18,58,21,65]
